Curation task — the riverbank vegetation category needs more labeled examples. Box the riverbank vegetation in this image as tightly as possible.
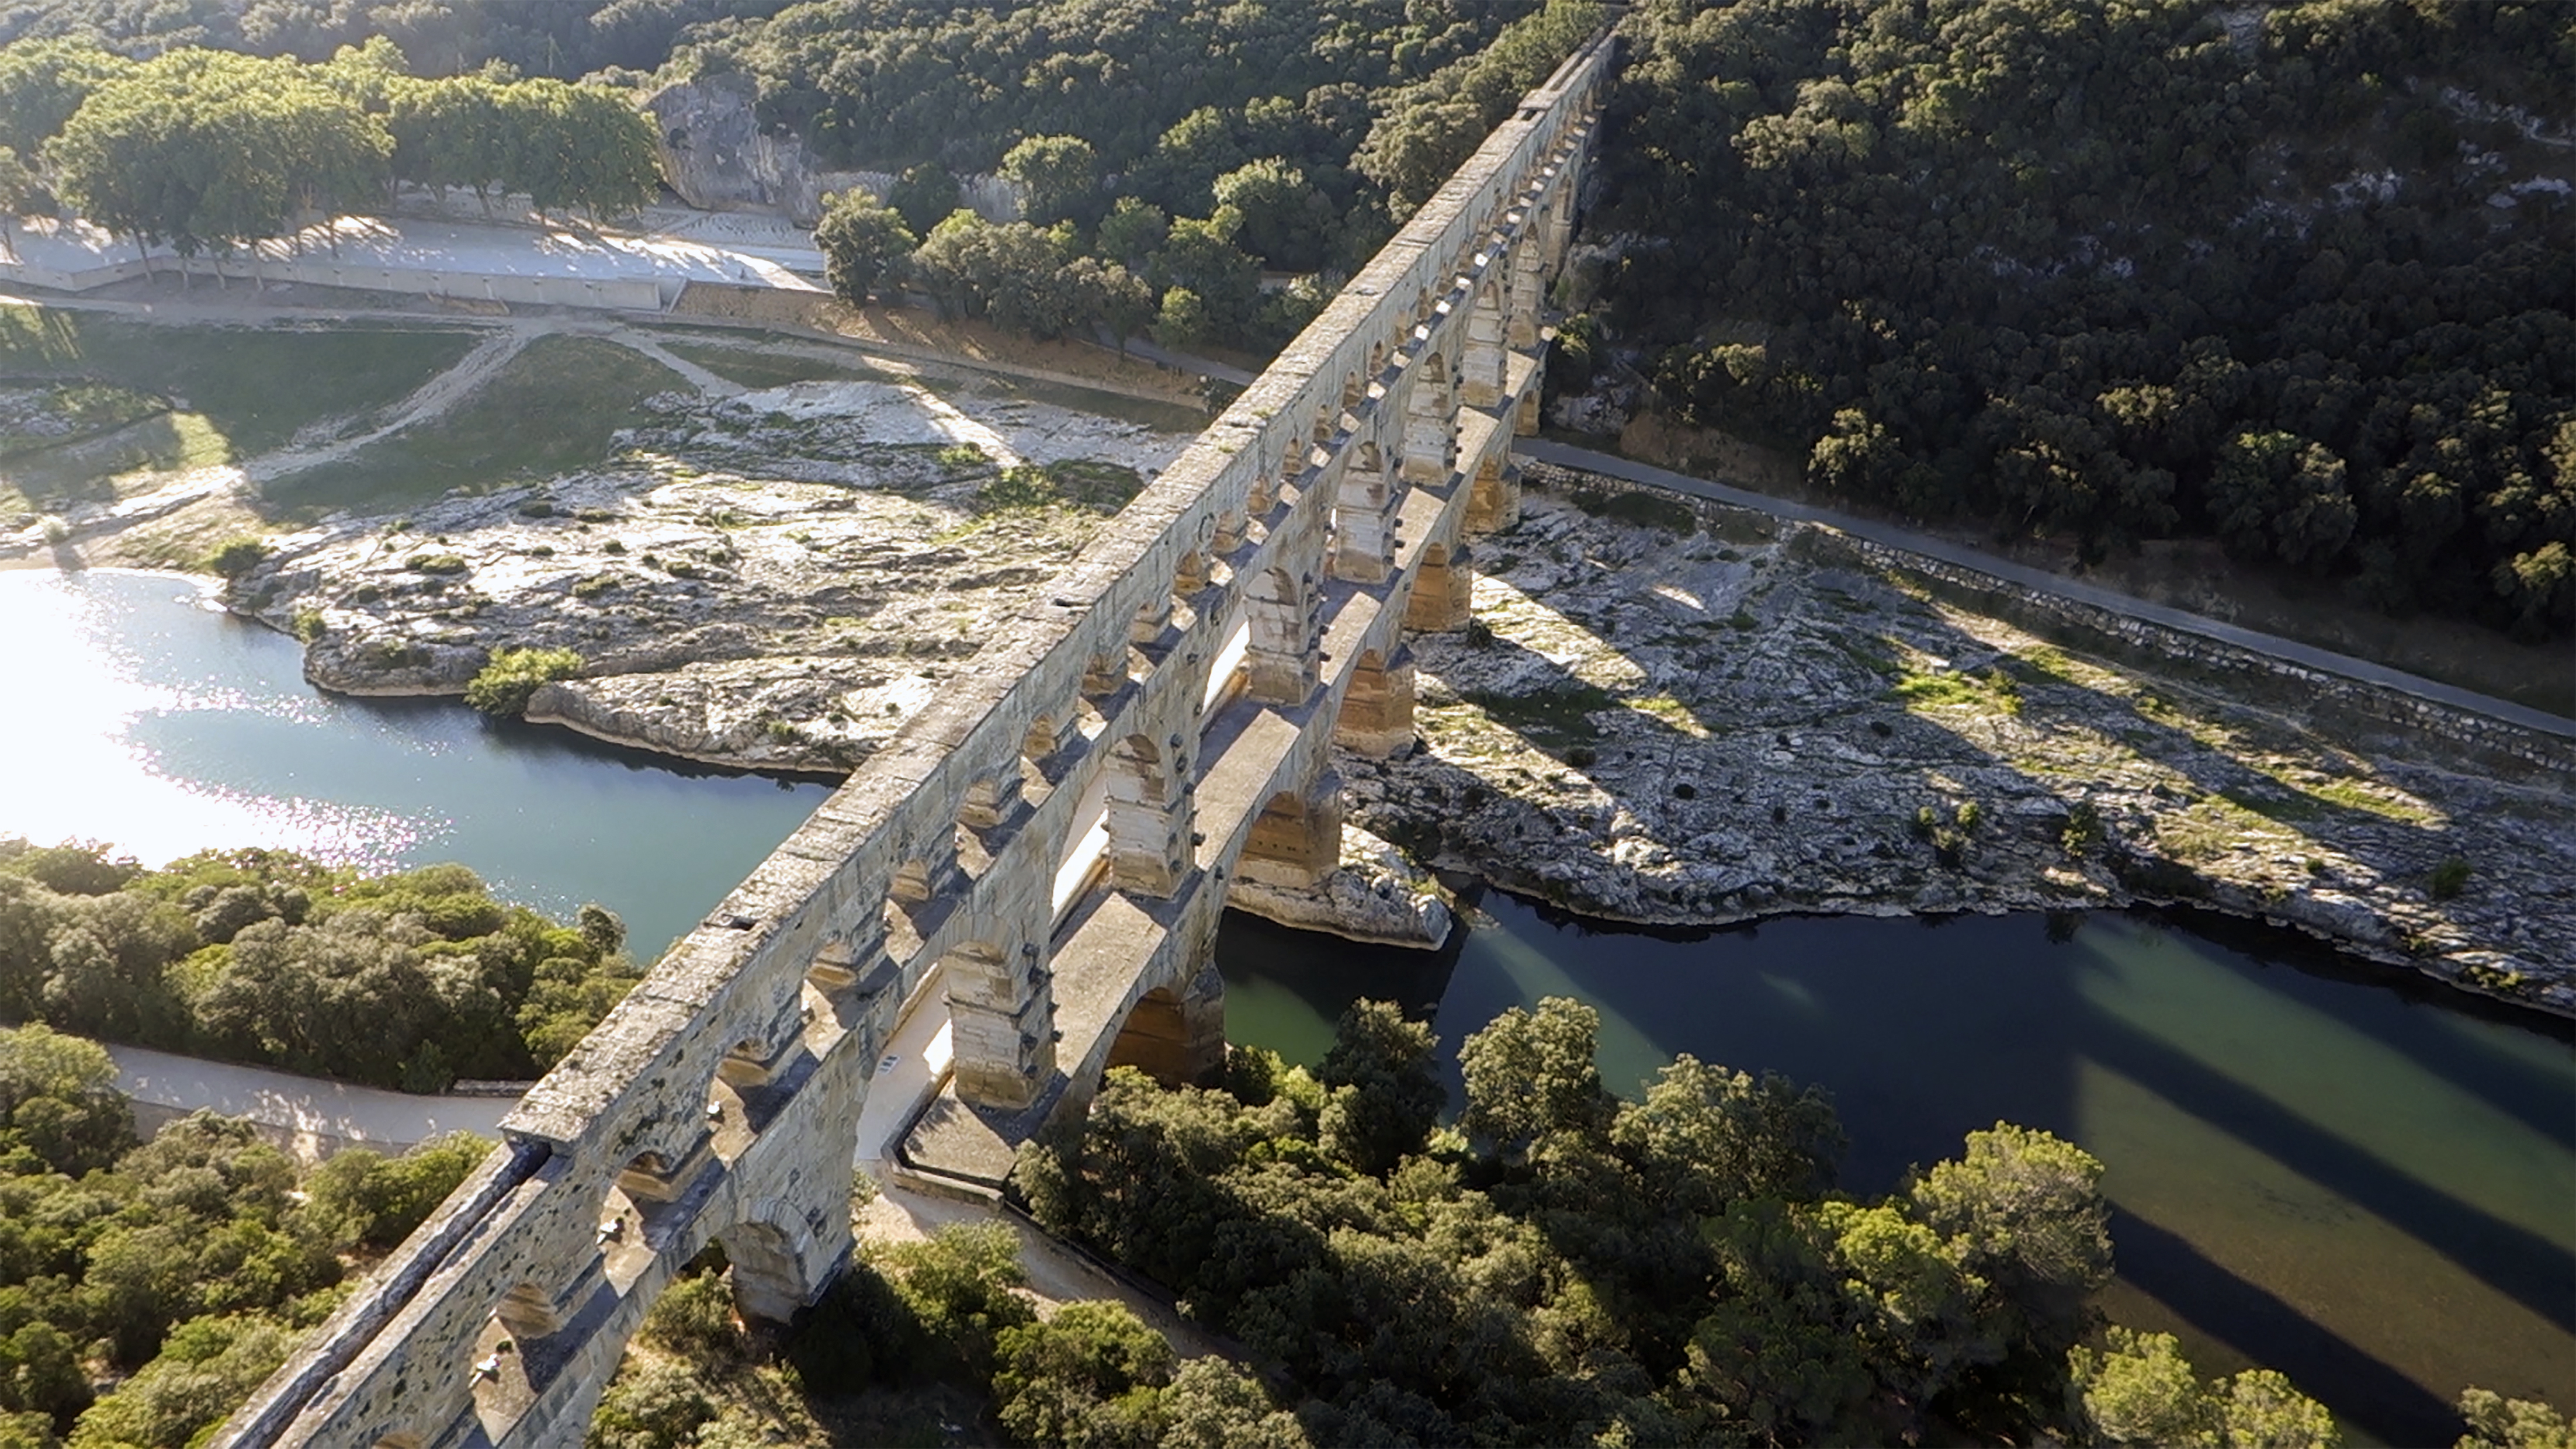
[1593,0,2576,641]
[0,838,642,1090]
[0,1021,484,1448]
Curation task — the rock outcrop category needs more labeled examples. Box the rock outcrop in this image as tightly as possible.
[235,376,1190,774]
[1345,494,2576,1014]
[642,75,827,221]
[1225,826,1454,948]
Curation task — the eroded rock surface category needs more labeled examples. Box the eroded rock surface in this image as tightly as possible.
[238,379,1190,772]
[1345,495,2576,1013]
[1225,825,1454,948]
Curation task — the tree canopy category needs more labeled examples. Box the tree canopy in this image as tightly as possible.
[1596,0,2576,639]
[0,1022,484,1449]
[1007,995,2342,1446]
[0,838,643,1091]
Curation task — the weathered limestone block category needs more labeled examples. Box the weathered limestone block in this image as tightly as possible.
[1226,823,1453,948]
[1405,543,1474,633]
[1465,457,1523,535]
[1335,646,1417,758]
[947,940,1058,1111]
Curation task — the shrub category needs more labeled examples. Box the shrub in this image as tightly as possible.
[463,647,584,717]
[639,1270,742,1366]
[2430,857,2473,900]
[291,608,325,643]
[410,553,469,576]
[2062,800,2104,857]
[205,538,271,580]
[571,574,620,599]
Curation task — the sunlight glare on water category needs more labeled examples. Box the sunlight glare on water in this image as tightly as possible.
[0,568,427,868]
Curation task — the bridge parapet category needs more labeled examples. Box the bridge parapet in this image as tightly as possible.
[220,30,1610,1448]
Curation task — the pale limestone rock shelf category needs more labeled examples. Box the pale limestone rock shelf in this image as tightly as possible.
[1224,826,1455,949]
[1341,496,2576,1018]
[224,383,2576,1007]
[235,381,1191,776]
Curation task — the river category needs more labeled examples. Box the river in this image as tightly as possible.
[6,566,2570,1444]
[0,567,831,956]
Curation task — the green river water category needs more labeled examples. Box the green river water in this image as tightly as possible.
[4,566,2568,1444]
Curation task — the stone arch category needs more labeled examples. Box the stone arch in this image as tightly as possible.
[1023,710,1076,769]
[1104,965,1225,1086]
[1243,563,1318,707]
[1311,401,1335,445]
[960,771,1023,830]
[372,1437,425,1449]
[720,1199,844,1324]
[1341,370,1364,410]
[887,857,934,906]
[1368,338,1387,375]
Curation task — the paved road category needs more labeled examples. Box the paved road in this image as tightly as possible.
[1518,439,2576,740]
[107,1042,516,1154]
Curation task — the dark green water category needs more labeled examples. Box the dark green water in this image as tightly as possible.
[10,566,2568,1443]
[1216,897,2576,1447]
[0,568,831,956]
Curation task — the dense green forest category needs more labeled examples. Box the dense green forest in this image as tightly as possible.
[797,0,1600,351]
[0,1022,484,1449]
[0,838,642,1091]
[0,0,755,79]
[1590,0,2576,640]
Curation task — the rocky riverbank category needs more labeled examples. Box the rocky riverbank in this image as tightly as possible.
[1341,492,2576,1016]
[219,381,2575,1006]
[230,377,1190,773]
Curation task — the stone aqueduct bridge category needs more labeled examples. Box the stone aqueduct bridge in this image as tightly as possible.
[222,34,1613,1449]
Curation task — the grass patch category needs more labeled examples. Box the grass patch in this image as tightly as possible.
[2154,794,2299,865]
[1832,633,1904,678]
[1457,681,1619,751]
[1626,692,1710,737]
[0,308,476,504]
[1890,663,2021,715]
[264,336,681,516]
[2298,775,2443,826]
[971,460,1143,516]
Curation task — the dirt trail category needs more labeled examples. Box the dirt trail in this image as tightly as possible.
[245,322,545,484]
[605,328,745,398]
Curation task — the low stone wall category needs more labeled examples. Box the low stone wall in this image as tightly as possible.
[0,252,677,309]
[1517,459,2576,778]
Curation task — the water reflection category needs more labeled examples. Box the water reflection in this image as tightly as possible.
[1214,893,2576,1445]
[0,568,832,956]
